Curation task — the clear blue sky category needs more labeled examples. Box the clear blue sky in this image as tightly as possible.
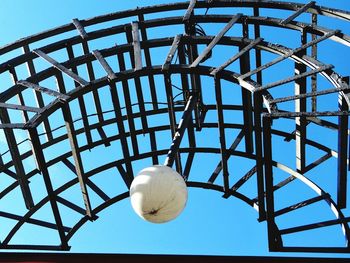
[0,0,349,258]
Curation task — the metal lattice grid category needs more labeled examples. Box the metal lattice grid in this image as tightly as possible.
[0,0,349,253]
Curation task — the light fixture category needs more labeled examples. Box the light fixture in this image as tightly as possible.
[129,165,188,223]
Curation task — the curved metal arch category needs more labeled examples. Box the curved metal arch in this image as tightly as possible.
[0,0,349,254]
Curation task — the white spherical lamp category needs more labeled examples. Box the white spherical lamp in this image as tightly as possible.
[129,165,188,223]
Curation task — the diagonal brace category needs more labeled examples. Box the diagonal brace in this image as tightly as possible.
[164,95,196,169]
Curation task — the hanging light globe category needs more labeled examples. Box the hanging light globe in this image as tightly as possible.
[129,165,188,223]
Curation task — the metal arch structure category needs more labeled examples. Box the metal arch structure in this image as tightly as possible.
[0,0,349,254]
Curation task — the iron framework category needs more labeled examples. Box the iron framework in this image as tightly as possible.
[0,0,349,254]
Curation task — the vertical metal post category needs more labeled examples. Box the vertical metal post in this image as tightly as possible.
[338,77,349,208]
[215,77,229,193]
[28,128,69,250]
[241,18,254,154]
[263,115,281,251]
[295,30,307,174]
[253,91,266,220]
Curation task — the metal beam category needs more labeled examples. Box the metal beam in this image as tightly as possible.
[338,89,348,208]
[33,49,89,86]
[72,18,104,125]
[65,45,93,147]
[116,44,139,156]
[28,128,69,249]
[22,44,53,142]
[190,14,242,68]
[164,95,196,168]
[162,34,182,71]
[131,22,142,71]
[17,80,70,101]
[262,116,281,251]
[0,102,41,113]
[239,30,338,80]
[254,92,266,221]
[210,38,263,76]
[208,129,245,184]
[108,81,134,187]
[280,1,316,25]
[164,74,183,173]
[92,50,117,79]
[55,73,94,219]
[72,18,88,39]
[183,0,197,22]
[0,108,34,209]
[138,13,158,110]
[295,31,307,174]
[257,65,333,92]
[214,77,229,193]
[274,194,330,217]
[269,85,350,104]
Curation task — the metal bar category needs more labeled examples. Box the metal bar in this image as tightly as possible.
[108,81,134,185]
[208,129,245,184]
[253,7,263,85]
[262,116,280,251]
[138,13,158,110]
[258,65,333,92]
[66,45,93,147]
[295,31,307,174]
[92,50,116,79]
[0,108,34,209]
[131,22,142,71]
[162,34,182,71]
[72,18,88,39]
[72,18,104,124]
[303,152,332,173]
[0,102,41,113]
[17,80,70,101]
[280,1,316,25]
[214,77,229,193]
[231,165,257,192]
[96,126,111,147]
[164,95,196,168]
[0,211,71,232]
[280,216,350,235]
[164,74,182,173]
[116,47,139,156]
[83,46,104,125]
[0,123,26,129]
[149,130,159,165]
[274,194,330,217]
[311,13,318,112]
[178,44,197,180]
[269,86,350,104]
[265,111,350,118]
[239,31,254,154]
[240,30,338,80]
[28,128,69,249]
[86,179,110,202]
[33,49,89,86]
[22,44,53,142]
[56,73,94,219]
[254,92,266,221]
[190,14,242,68]
[210,38,263,76]
[61,158,77,174]
[183,0,197,22]
[134,76,148,133]
[56,196,86,215]
[338,91,348,208]
[116,163,133,189]
[8,67,30,123]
